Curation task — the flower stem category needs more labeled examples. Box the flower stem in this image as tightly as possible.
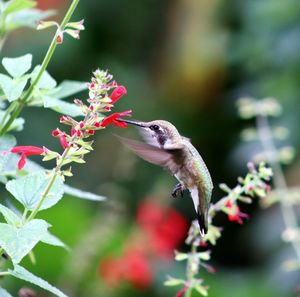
[256,115,300,261]
[26,146,71,222]
[0,0,80,136]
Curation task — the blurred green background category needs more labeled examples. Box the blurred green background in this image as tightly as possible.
[1,0,300,296]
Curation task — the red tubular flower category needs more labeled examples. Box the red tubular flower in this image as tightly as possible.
[100,110,132,128]
[59,134,69,149]
[10,146,44,170]
[225,200,248,224]
[110,85,127,104]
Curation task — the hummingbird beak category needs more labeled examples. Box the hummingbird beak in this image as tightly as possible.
[116,119,146,127]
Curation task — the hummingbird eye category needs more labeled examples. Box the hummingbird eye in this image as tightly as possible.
[150,125,160,131]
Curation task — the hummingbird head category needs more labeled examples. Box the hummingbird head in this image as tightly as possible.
[119,119,181,148]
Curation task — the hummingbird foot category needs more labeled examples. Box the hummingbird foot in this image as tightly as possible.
[171,183,184,198]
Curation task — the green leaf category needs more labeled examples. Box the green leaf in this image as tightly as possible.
[174,251,188,261]
[6,9,56,31]
[0,73,28,102]
[195,285,208,296]
[0,219,49,263]
[0,287,14,297]
[0,134,16,172]
[2,54,32,78]
[6,171,64,211]
[31,66,56,89]
[0,111,24,133]
[64,184,106,201]
[3,0,35,15]
[0,204,22,226]
[9,264,68,297]
[0,134,16,151]
[7,116,24,132]
[42,96,83,117]
[164,276,185,287]
[41,231,69,251]
[50,80,87,99]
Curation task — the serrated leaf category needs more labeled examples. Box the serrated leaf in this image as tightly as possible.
[41,231,69,251]
[3,0,35,15]
[0,219,49,263]
[6,171,64,211]
[6,9,56,31]
[50,80,87,99]
[64,184,106,201]
[43,96,82,117]
[0,204,22,226]
[0,73,28,102]
[9,264,68,297]
[31,66,56,89]
[2,54,32,78]
[0,287,14,297]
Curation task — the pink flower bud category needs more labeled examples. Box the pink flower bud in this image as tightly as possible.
[60,134,69,149]
[56,30,63,44]
[52,129,61,137]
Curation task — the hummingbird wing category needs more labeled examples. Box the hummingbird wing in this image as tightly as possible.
[118,136,184,175]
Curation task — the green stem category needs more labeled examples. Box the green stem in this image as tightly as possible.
[0,271,9,276]
[26,146,71,222]
[256,115,300,261]
[0,0,80,136]
[185,243,197,297]
[185,288,192,297]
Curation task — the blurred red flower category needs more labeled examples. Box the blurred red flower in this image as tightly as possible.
[99,250,152,289]
[137,201,188,258]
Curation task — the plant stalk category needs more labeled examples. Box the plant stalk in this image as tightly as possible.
[26,146,71,222]
[256,114,300,261]
[0,0,80,135]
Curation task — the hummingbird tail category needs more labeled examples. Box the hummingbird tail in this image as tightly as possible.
[197,206,208,237]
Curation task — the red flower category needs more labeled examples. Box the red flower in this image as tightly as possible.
[59,134,69,149]
[124,251,153,289]
[110,86,127,104]
[99,257,124,287]
[99,251,152,290]
[225,200,248,224]
[100,110,132,128]
[51,128,60,137]
[10,146,44,170]
[137,201,188,258]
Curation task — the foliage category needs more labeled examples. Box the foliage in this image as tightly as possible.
[0,0,131,296]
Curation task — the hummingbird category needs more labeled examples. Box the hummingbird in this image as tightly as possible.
[117,119,213,236]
